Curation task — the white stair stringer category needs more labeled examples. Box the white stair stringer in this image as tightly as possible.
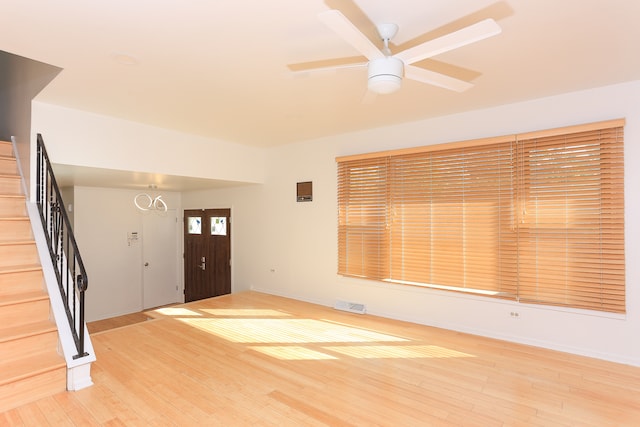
[26,201,96,391]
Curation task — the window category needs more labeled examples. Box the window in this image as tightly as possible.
[187,216,202,234]
[337,120,625,313]
[210,217,227,236]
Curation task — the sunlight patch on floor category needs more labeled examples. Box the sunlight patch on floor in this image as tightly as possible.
[247,344,474,361]
[199,308,291,317]
[153,307,202,317]
[171,308,477,362]
[178,318,409,344]
[324,344,475,359]
[250,346,339,360]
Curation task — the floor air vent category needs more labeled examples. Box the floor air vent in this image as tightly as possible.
[334,300,366,314]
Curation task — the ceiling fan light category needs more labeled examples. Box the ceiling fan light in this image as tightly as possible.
[368,74,402,94]
[368,57,403,94]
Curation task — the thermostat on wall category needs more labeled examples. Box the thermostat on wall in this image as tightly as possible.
[127,231,139,246]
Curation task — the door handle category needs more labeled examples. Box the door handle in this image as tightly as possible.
[199,262,206,270]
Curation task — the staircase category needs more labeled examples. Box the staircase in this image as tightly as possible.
[0,140,66,412]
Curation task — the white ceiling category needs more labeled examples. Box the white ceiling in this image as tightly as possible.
[2,0,640,188]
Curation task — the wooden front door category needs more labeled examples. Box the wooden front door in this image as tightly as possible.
[183,208,231,302]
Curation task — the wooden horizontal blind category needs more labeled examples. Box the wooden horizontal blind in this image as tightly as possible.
[387,143,517,297]
[516,126,625,312]
[337,157,388,279]
[337,119,625,313]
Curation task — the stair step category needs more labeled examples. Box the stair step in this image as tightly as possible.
[0,265,44,296]
[0,349,66,386]
[0,351,66,413]
[0,217,32,242]
[0,194,26,216]
[0,240,39,268]
[0,174,21,195]
[0,156,18,175]
[0,141,12,157]
[0,320,58,363]
[0,290,51,329]
[0,289,50,306]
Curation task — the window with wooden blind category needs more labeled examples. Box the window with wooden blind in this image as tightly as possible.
[337,119,625,313]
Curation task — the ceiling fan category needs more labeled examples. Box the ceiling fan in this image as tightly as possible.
[307,9,502,95]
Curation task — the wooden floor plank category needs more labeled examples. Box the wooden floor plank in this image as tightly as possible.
[3,291,640,425]
[0,408,24,427]
[87,312,154,334]
[52,392,102,427]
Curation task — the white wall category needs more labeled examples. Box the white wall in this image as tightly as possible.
[73,186,182,321]
[183,80,640,366]
[31,101,266,188]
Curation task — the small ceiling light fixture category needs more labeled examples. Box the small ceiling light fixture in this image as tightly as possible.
[368,56,403,94]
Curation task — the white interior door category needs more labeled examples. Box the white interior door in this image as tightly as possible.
[142,209,179,309]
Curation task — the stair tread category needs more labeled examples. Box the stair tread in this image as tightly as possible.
[0,289,49,306]
[0,350,66,386]
[0,320,56,343]
[0,264,42,274]
[0,240,34,246]
[0,218,29,223]
[0,218,32,227]
[0,239,35,246]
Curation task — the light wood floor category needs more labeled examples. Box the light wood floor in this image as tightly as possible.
[2,291,640,426]
[87,302,182,334]
[87,311,153,334]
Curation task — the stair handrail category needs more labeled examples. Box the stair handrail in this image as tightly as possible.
[35,133,88,359]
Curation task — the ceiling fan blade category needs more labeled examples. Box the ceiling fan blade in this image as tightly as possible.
[396,19,501,65]
[287,62,367,79]
[404,65,474,92]
[318,9,385,61]
[287,56,366,73]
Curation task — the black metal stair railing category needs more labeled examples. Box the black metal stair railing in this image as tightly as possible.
[36,133,88,359]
